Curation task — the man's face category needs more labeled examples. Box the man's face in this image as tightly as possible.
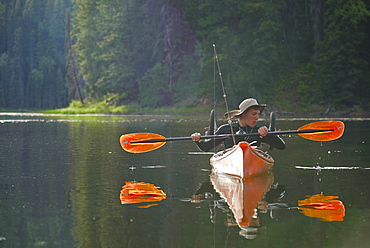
[241,108,260,127]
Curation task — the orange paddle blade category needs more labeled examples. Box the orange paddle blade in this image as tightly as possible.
[298,121,345,141]
[120,133,166,153]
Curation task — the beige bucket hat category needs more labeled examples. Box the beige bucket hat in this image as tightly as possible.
[224,98,266,118]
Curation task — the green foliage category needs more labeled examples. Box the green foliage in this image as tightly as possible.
[71,0,165,103]
[0,0,69,109]
[1,0,369,113]
[317,0,370,109]
[273,63,324,111]
[171,44,204,106]
[138,62,169,107]
[45,100,128,114]
[181,0,288,106]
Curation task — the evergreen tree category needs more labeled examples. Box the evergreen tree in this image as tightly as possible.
[0,0,69,109]
[317,0,370,109]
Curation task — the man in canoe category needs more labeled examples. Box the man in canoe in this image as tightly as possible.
[191,98,286,152]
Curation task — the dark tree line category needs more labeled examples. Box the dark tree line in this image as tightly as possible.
[0,0,70,109]
[0,0,369,111]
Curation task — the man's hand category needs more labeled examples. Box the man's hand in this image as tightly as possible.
[258,126,268,138]
[191,132,202,142]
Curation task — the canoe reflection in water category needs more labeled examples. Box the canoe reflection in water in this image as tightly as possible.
[210,172,275,239]
[120,181,166,208]
[189,171,345,239]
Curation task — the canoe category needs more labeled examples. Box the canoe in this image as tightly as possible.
[210,141,274,178]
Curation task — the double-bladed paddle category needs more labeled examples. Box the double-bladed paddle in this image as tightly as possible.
[120,120,345,153]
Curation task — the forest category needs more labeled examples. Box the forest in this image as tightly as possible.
[0,0,369,113]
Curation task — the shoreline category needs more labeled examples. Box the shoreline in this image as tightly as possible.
[1,110,370,119]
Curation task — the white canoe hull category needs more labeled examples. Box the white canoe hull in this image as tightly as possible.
[210,142,274,178]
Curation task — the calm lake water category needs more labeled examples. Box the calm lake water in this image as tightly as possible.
[0,113,369,248]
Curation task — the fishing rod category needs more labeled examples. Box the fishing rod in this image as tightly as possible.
[213,44,237,145]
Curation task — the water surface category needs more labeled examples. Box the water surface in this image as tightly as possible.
[0,113,369,247]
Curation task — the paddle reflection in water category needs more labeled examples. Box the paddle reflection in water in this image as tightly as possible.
[294,165,346,221]
[298,194,345,222]
[120,181,166,208]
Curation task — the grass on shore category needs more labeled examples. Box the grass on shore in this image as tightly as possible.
[4,100,367,117]
[41,100,213,115]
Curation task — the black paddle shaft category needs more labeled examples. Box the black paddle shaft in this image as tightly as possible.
[130,129,334,144]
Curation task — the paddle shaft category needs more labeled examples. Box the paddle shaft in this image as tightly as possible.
[130,129,334,144]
